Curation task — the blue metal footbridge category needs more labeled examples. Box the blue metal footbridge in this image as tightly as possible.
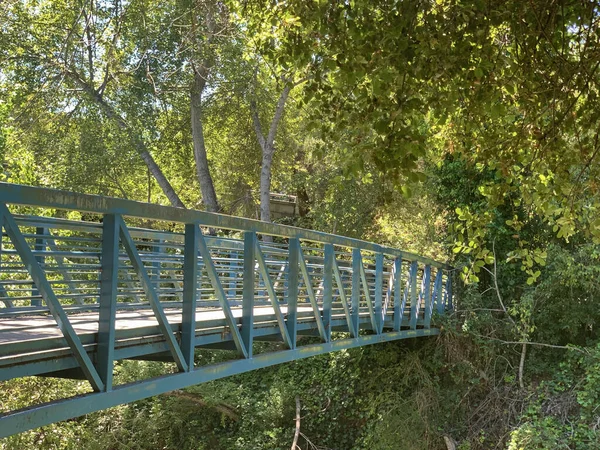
[0,183,452,437]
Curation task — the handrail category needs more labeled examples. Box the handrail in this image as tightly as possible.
[0,182,449,269]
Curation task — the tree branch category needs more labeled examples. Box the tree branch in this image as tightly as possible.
[291,396,301,450]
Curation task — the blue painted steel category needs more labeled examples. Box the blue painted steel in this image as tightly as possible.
[434,270,444,314]
[422,265,432,329]
[297,245,327,342]
[31,227,46,307]
[393,257,402,331]
[375,253,384,334]
[0,183,447,269]
[0,233,13,307]
[196,232,248,358]
[0,204,105,392]
[358,252,377,332]
[254,239,293,348]
[98,214,119,390]
[331,256,354,336]
[0,183,453,438]
[409,261,419,330]
[323,244,334,342]
[351,248,361,337]
[242,232,255,357]
[182,223,200,370]
[0,328,439,438]
[286,238,299,348]
[118,216,189,371]
[44,232,82,304]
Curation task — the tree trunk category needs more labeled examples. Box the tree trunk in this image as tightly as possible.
[260,144,275,222]
[191,70,220,213]
[291,396,301,450]
[518,342,527,389]
[250,83,292,225]
[66,70,186,208]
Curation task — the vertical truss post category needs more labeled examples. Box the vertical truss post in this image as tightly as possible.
[422,265,432,329]
[182,223,199,370]
[0,204,104,391]
[393,257,403,331]
[242,232,255,357]
[323,244,333,342]
[409,261,419,330]
[432,269,443,316]
[375,252,384,334]
[31,227,46,307]
[286,238,299,349]
[351,248,361,337]
[98,214,119,390]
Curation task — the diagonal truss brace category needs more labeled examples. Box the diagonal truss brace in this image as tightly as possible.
[331,257,355,337]
[196,230,248,358]
[297,245,328,342]
[0,204,105,391]
[357,251,379,334]
[117,216,189,372]
[254,240,294,349]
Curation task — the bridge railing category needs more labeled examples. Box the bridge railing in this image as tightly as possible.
[0,182,452,394]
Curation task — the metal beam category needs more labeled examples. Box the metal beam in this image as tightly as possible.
[181,223,200,370]
[409,261,418,330]
[331,256,353,336]
[0,183,447,269]
[393,257,403,331]
[0,328,440,438]
[242,232,255,357]
[97,214,119,390]
[323,244,334,341]
[254,240,293,349]
[374,253,383,334]
[358,252,378,333]
[351,248,361,337]
[286,238,299,348]
[297,245,327,342]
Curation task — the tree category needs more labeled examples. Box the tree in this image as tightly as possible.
[0,0,186,207]
[235,1,311,223]
[281,0,600,275]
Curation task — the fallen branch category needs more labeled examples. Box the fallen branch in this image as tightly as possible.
[472,333,591,356]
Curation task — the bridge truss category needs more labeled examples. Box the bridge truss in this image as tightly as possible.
[0,183,452,437]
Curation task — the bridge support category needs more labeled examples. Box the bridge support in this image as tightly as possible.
[0,328,439,438]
